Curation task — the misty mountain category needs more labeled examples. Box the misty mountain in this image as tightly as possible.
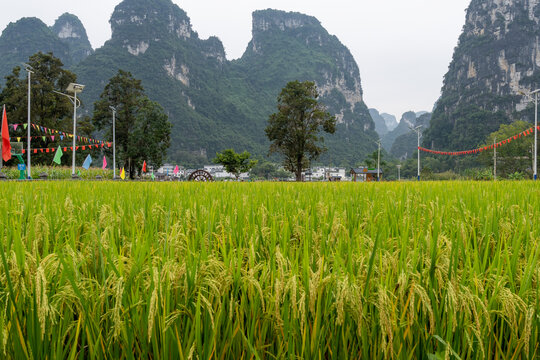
[0,0,378,166]
[424,0,540,151]
[369,108,389,136]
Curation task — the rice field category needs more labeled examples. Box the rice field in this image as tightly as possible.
[0,181,538,359]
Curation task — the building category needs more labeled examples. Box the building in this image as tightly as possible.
[203,165,249,180]
[350,167,383,182]
[156,164,184,177]
[305,167,348,181]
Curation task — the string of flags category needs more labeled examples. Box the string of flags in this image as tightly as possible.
[21,143,112,154]
[419,126,540,156]
[3,107,155,180]
[9,122,106,145]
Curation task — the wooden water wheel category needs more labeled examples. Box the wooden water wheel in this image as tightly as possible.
[188,169,214,182]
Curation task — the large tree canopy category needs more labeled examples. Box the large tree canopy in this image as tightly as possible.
[213,149,257,180]
[0,52,94,165]
[265,80,336,181]
[93,70,171,178]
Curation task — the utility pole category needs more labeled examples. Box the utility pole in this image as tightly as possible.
[23,63,34,179]
[376,140,381,181]
[535,92,538,180]
[397,164,401,181]
[110,106,117,179]
[494,137,497,181]
[410,125,422,181]
[520,89,539,180]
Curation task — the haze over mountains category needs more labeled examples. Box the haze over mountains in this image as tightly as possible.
[2,0,539,169]
[0,0,381,166]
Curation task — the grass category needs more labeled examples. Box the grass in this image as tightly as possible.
[0,166,114,180]
[0,181,538,359]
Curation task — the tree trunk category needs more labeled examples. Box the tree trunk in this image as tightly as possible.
[296,157,303,182]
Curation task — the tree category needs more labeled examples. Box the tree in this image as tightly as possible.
[0,52,94,165]
[265,81,336,181]
[214,149,257,180]
[251,160,278,180]
[363,150,387,169]
[93,70,171,178]
[479,121,534,178]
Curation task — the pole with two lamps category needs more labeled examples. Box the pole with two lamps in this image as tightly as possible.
[53,83,85,177]
[23,63,34,179]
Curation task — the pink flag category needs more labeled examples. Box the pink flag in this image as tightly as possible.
[102,156,107,169]
[173,165,179,175]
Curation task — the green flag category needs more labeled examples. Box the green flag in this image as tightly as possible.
[77,169,81,177]
[151,171,155,181]
[52,146,63,165]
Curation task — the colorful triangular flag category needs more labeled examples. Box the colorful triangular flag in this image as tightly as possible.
[120,167,125,180]
[52,146,63,165]
[1,105,11,162]
[102,156,107,169]
[82,154,92,170]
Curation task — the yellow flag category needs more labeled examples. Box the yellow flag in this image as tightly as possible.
[120,167,125,180]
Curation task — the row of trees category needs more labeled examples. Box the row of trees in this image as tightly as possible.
[4,53,531,181]
[0,52,171,178]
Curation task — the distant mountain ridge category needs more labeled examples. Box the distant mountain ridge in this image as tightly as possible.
[0,14,93,80]
[0,0,378,166]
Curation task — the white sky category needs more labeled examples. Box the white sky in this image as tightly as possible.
[1,0,471,120]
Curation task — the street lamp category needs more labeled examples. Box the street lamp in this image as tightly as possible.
[520,89,539,180]
[410,125,422,181]
[53,82,84,177]
[109,106,117,179]
[376,140,381,182]
[23,63,33,179]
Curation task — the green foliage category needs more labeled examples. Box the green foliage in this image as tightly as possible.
[478,121,533,178]
[0,52,94,166]
[363,149,386,169]
[0,181,538,358]
[266,81,336,181]
[50,13,93,64]
[2,6,378,167]
[0,18,70,83]
[93,70,171,178]
[507,171,526,180]
[0,165,113,179]
[213,149,257,179]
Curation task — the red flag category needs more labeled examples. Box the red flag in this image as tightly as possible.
[1,105,11,162]
[142,160,147,173]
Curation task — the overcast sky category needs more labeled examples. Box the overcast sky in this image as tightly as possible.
[1,0,471,120]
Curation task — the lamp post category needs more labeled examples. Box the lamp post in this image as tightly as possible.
[410,125,422,181]
[109,106,116,179]
[53,83,85,177]
[493,137,497,181]
[376,140,381,182]
[520,89,539,180]
[23,63,33,179]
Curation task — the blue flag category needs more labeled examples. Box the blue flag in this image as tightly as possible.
[82,154,92,170]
